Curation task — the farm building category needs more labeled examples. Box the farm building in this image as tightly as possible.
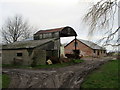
[2,26,77,65]
[64,39,106,57]
[33,26,77,58]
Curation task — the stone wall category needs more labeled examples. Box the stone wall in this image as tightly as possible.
[32,49,46,65]
[2,49,46,65]
[2,49,31,65]
[2,39,60,65]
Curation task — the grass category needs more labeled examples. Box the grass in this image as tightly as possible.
[27,59,84,69]
[34,62,72,68]
[72,59,84,63]
[1,74,11,88]
[0,74,1,88]
[81,60,119,88]
[2,59,84,69]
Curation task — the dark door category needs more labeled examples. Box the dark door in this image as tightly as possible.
[97,50,100,56]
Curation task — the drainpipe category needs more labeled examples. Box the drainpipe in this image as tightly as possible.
[75,36,77,55]
[75,36,77,51]
[58,32,60,58]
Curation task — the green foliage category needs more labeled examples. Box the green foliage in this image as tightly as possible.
[2,74,11,88]
[81,60,119,88]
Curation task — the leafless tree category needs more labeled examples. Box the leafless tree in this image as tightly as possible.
[83,0,120,47]
[2,15,32,44]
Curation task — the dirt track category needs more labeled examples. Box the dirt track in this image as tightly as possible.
[2,57,113,88]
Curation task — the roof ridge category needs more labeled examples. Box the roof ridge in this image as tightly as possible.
[78,39,104,50]
[34,26,71,35]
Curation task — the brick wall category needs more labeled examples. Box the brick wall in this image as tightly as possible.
[65,40,94,56]
[65,39,107,57]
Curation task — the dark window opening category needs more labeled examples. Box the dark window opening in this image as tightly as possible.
[73,50,80,55]
[104,50,106,53]
[0,53,1,57]
[17,53,22,56]
[94,50,96,53]
[74,42,78,47]
[97,51,99,55]
[68,28,71,34]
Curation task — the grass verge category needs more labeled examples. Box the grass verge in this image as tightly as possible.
[81,60,119,88]
[2,59,84,69]
[1,74,11,88]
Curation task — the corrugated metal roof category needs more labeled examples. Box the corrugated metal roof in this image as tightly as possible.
[34,27,64,35]
[78,39,105,50]
[2,38,56,49]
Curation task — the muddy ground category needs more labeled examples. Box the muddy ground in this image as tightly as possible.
[2,57,113,88]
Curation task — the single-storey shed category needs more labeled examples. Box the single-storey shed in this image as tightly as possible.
[2,38,58,65]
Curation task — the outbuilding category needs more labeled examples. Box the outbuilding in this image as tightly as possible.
[64,39,106,57]
[2,38,58,65]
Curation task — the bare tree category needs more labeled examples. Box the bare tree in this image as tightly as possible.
[2,15,32,44]
[83,0,119,47]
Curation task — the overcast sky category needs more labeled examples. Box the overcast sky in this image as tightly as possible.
[0,0,119,51]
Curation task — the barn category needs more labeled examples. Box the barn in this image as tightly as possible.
[2,26,77,65]
[64,39,106,57]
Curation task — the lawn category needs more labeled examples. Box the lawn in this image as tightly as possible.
[81,60,119,88]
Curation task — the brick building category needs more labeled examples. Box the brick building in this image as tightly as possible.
[64,39,106,57]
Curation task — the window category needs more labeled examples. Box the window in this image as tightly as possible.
[39,34,42,39]
[34,35,39,40]
[67,28,71,34]
[74,42,78,47]
[104,50,106,53]
[17,53,22,57]
[48,33,52,38]
[53,32,59,37]
[97,51,100,55]
[43,34,47,38]
[94,49,96,53]
[0,53,1,57]
[73,50,80,54]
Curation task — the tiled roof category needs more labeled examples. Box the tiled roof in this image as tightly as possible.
[2,38,56,49]
[78,39,105,50]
